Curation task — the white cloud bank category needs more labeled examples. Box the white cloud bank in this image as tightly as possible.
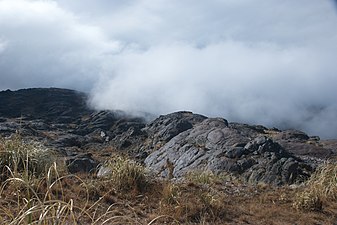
[1,0,337,138]
[0,0,120,90]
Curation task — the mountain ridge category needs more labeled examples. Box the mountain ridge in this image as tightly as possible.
[0,88,336,185]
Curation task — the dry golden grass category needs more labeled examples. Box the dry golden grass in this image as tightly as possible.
[99,155,148,193]
[0,135,337,224]
[147,181,227,224]
[185,170,232,185]
[0,163,80,224]
[293,161,337,211]
[0,134,57,180]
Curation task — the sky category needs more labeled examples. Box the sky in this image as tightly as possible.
[0,0,337,139]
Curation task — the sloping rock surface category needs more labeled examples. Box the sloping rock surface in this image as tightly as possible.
[144,117,313,185]
[0,88,336,184]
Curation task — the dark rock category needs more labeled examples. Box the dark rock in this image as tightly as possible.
[74,111,118,135]
[26,120,50,130]
[237,158,256,171]
[225,147,246,158]
[209,159,242,173]
[113,119,146,135]
[66,153,99,173]
[275,135,334,159]
[0,122,18,135]
[109,122,148,153]
[281,158,299,183]
[72,110,148,155]
[310,136,320,141]
[244,136,287,156]
[135,151,149,161]
[120,140,132,149]
[145,111,207,143]
[275,129,310,141]
[53,134,86,148]
[229,123,266,137]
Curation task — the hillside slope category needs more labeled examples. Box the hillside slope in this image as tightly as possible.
[0,88,336,185]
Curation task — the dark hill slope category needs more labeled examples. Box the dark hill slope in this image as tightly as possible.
[0,88,90,123]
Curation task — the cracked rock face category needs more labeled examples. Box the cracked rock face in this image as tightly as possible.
[145,118,313,185]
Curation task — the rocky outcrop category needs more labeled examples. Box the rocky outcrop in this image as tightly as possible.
[144,111,207,143]
[139,112,207,155]
[1,88,336,183]
[144,118,312,185]
[272,130,334,158]
[0,88,148,153]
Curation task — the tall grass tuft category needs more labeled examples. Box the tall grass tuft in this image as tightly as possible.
[293,161,337,211]
[100,155,148,193]
[185,170,231,185]
[1,164,79,224]
[0,134,56,180]
[0,135,82,224]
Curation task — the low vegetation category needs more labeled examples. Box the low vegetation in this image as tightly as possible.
[99,155,148,193]
[293,161,337,211]
[185,170,233,185]
[0,135,336,224]
[0,134,56,180]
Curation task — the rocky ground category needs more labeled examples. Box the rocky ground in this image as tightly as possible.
[1,88,336,183]
[1,88,337,224]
